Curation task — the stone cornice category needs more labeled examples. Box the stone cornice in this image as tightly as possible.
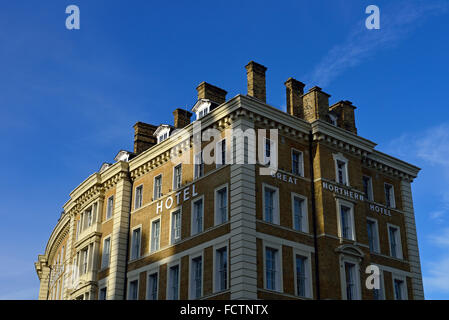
[129,95,312,180]
[311,120,419,181]
[363,151,420,182]
[74,231,102,250]
[63,162,129,215]
[35,254,48,279]
[311,120,377,156]
[43,214,70,264]
[39,161,131,276]
[129,96,243,180]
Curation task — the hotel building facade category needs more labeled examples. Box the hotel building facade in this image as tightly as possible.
[35,61,424,300]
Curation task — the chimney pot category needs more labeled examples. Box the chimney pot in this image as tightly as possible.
[133,122,157,155]
[285,77,305,118]
[173,109,192,128]
[196,82,227,105]
[245,61,267,102]
[302,86,331,122]
[329,101,358,134]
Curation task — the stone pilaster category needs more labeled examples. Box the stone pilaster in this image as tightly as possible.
[107,173,132,300]
[37,264,51,300]
[229,117,258,299]
[63,214,75,300]
[400,180,425,299]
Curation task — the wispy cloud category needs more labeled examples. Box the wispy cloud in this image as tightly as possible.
[429,228,449,247]
[424,228,449,296]
[308,0,448,86]
[388,123,449,222]
[388,123,449,298]
[0,287,37,300]
[414,124,449,167]
[423,256,449,296]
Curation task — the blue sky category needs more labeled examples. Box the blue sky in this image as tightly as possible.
[0,0,448,299]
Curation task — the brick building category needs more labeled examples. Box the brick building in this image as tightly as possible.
[35,61,424,300]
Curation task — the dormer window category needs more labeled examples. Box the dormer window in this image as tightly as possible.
[154,125,172,144]
[114,151,131,162]
[197,106,210,119]
[158,132,169,143]
[192,99,214,120]
[329,114,338,126]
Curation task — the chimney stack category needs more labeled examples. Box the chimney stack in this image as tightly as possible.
[329,100,358,134]
[245,61,267,102]
[196,82,227,104]
[173,109,192,128]
[285,77,305,118]
[302,86,331,122]
[133,122,157,155]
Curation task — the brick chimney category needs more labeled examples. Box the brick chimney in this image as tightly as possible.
[173,109,192,128]
[285,77,305,118]
[196,82,227,105]
[329,100,358,134]
[133,122,157,155]
[302,86,331,122]
[245,61,267,102]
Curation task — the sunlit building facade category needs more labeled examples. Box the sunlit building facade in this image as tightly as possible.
[35,61,424,300]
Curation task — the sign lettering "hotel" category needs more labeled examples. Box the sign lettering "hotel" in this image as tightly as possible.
[156,184,198,214]
[322,181,392,216]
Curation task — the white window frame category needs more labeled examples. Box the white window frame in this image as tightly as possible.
[127,278,139,300]
[194,151,204,179]
[214,184,229,226]
[333,153,349,186]
[76,220,80,240]
[86,208,93,228]
[384,183,396,208]
[130,225,142,261]
[392,274,408,300]
[340,257,361,300]
[156,127,171,143]
[387,223,403,259]
[134,184,143,210]
[170,207,182,245]
[262,183,280,225]
[213,241,229,293]
[263,241,283,293]
[336,199,356,241]
[372,269,385,300]
[191,196,204,236]
[173,164,182,190]
[81,246,89,275]
[189,252,204,299]
[291,148,304,177]
[98,286,107,300]
[166,261,181,300]
[366,218,380,254]
[291,193,309,233]
[362,176,374,201]
[329,113,338,126]
[153,174,163,200]
[216,138,227,168]
[293,248,313,298]
[196,105,210,120]
[106,196,114,220]
[101,236,111,269]
[263,137,274,166]
[150,218,161,253]
[146,268,159,300]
